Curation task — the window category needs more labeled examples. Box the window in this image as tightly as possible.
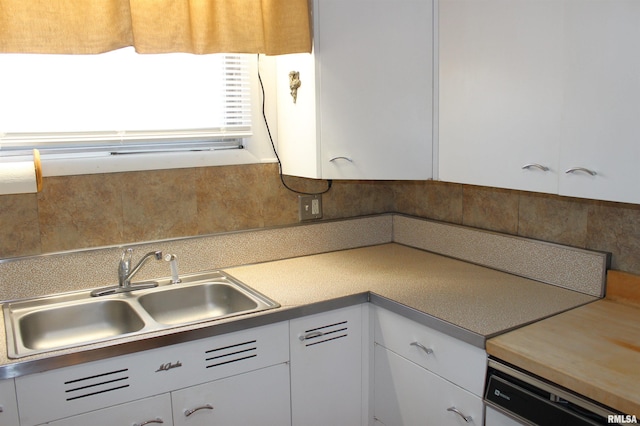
[0,50,277,175]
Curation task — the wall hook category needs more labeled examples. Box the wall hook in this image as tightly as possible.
[289,71,301,104]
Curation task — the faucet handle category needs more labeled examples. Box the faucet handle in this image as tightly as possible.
[119,248,133,276]
[121,248,133,263]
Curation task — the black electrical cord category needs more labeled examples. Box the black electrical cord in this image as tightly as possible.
[257,55,332,196]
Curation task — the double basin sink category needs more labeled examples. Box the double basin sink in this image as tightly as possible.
[3,271,279,358]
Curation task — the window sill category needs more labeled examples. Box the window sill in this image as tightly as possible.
[41,149,277,177]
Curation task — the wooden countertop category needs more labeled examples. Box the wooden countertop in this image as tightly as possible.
[487,270,640,416]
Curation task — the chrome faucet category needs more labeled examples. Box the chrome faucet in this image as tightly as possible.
[120,248,163,288]
[91,248,162,297]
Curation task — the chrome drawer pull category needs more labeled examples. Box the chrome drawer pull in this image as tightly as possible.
[184,404,214,417]
[565,167,597,176]
[329,156,353,162]
[447,406,472,422]
[410,341,433,355]
[522,163,549,171]
[134,418,164,426]
[299,331,324,341]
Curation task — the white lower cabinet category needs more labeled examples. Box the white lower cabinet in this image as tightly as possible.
[45,363,292,426]
[45,393,173,426]
[374,345,483,426]
[15,322,289,426]
[8,304,488,426]
[290,305,366,426]
[373,307,486,426]
[0,379,19,426]
[171,363,291,426]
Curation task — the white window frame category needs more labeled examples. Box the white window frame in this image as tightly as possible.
[0,54,278,177]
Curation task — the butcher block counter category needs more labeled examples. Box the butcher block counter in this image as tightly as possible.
[487,270,640,416]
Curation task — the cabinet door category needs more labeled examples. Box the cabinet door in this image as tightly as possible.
[558,1,640,203]
[318,0,433,180]
[46,394,173,426]
[172,363,290,426]
[290,305,364,426]
[0,379,19,426]
[276,51,320,179]
[277,0,434,180]
[374,345,483,426]
[439,0,563,193]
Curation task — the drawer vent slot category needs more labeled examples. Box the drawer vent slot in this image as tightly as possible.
[205,339,258,369]
[63,368,130,401]
[303,320,348,347]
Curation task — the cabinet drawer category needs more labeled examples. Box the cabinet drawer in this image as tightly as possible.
[46,393,173,426]
[373,306,486,396]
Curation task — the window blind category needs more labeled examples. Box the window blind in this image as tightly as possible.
[0,51,252,157]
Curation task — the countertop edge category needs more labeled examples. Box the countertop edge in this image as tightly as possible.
[369,293,485,348]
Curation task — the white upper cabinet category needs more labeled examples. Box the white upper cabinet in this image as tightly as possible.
[559,1,640,203]
[439,0,563,194]
[276,0,434,180]
[439,0,640,204]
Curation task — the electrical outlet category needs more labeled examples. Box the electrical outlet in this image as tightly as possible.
[299,194,323,221]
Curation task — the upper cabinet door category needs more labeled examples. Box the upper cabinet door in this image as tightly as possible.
[438,0,563,194]
[559,1,640,204]
[276,0,434,180]
[439,0,640,204]
[318,0,433,180]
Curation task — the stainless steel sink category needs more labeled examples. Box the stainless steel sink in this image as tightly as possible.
[17,300,145,352]
[138,282,265,326]
[3,271,279,358]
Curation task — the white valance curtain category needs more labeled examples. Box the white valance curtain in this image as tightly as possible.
[0,0,312,55]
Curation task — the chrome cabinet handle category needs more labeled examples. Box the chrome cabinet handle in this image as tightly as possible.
[299,331,324,341]
[410,341,433,355]
[134,418,164,426]
[565,167,597,176]
[522,163,549,171]
[447,406,472,422]
[329,156,353,162]
[184,404,214,417]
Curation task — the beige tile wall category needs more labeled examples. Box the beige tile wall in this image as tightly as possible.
[0,164,394,259]
[1,163,639,274]
[393,180,640,274]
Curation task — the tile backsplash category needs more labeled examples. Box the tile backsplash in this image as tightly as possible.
[2,163,640,275]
